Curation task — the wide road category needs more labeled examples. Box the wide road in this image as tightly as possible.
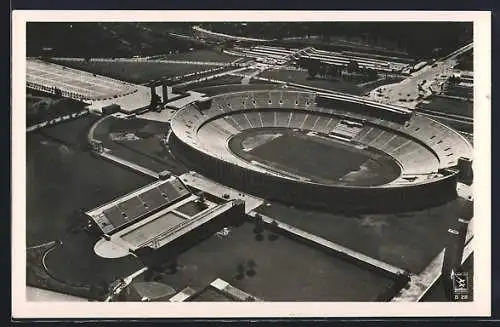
[367,42,473,109]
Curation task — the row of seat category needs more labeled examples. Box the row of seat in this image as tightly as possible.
[100,179,191,232]
[199,111,440,176]
[398,115,471,168]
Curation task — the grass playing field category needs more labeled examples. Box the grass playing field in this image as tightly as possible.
[229,129,400,186]
[250,133,368,181]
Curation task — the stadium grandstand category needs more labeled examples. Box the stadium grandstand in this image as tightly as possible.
[170,89,472,212]
[87,176,245,263]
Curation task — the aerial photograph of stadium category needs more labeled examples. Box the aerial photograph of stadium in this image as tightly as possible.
[24,20,475,303]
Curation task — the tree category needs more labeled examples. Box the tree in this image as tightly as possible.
[247,259,256,268]
[304,58,321,78]
[307,67,317,79]
[347,60,359,73]
[366,68,378,81]
[236,263,245,274]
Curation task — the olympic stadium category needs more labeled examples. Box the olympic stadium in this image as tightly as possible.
[25,22,475,303]
[169,89,471,213]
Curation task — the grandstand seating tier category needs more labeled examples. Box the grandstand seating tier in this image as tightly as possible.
[170,90,472,187]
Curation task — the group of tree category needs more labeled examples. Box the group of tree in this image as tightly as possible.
[298,57,378,82]
[447,75,463,84]
[201,22,472,59]
[27,22,205,58]
[27,22,472,60]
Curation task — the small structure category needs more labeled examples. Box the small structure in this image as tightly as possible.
[101,104,121,115]
[90,139,104,153]
[457,157,473,185]
[158,170,172,180]
[162,83,173,103]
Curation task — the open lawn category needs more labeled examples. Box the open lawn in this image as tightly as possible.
[189,83,283,96]
[26,93,88,127]
[92,117,189,175]
[159,49,241,63]
[259,69,363,95]
[174,75,244,94]
[133,222,394,301]
[27,116,154,245]
[417,95,473,118]
[52,59,219,84]
[256,196,467,274]
[27,116,151,296]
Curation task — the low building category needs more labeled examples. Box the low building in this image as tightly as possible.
[86,176,246,268]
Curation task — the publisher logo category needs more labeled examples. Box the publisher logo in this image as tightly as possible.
[453,271,469,301]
